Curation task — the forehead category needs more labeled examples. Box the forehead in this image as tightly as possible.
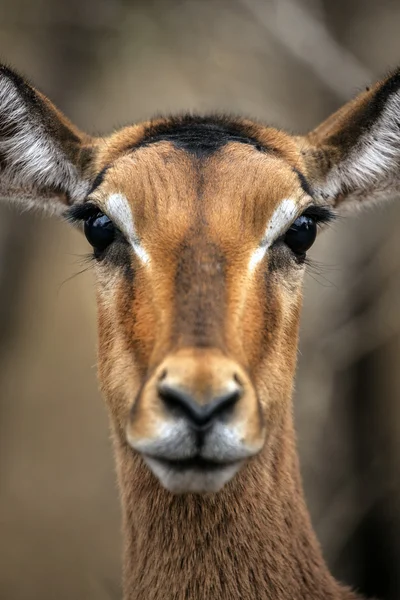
[92,116,310,242]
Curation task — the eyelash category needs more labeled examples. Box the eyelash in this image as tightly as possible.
[66,202,103,225]
[298,205,336,226]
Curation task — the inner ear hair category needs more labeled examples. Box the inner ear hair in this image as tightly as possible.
[301,68,400,209]
[0,64,96,214]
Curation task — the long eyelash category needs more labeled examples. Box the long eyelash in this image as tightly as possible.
[56,253,96,295]
[305,256,338,275]
[302,204,336,225]
[66,202,101,225]
[303,256,342,290]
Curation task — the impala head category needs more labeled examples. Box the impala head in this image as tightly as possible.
[2,65,400,493]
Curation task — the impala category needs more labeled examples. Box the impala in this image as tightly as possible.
[1,63,397,599]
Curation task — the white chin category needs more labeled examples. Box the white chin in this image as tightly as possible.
[144,457,242,494]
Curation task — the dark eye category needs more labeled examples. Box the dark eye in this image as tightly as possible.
[84,212,115,254]
[284,215,317,256]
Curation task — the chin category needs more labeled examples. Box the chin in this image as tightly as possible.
[143,456,243,494]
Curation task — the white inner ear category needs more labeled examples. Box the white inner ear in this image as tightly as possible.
[0,78,87,200]
[320,91,400,200]
[105,192,150,265]
[248,198,298,271]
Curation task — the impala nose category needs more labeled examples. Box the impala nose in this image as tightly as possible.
[127,348,265,493]
[158,379,242,430]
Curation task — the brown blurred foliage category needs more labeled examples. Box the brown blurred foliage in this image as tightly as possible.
[0,1,399,598]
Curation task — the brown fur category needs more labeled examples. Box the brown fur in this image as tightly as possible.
[116,417,363,600]
[89,137,360,599]
[4,64,399,599]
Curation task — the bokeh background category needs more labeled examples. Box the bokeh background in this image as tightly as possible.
[0,1,399,598]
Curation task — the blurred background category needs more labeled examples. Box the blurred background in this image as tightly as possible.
[0,0,399,598]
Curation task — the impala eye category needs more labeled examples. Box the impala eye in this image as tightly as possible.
[84,212,115,253]
[284,215,317,256]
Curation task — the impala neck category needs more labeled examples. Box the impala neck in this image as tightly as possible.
[114,409,359,600]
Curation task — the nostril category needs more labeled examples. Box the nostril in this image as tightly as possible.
[157,380,242,429]
[158,383,198,422]
[207,387,241,424]
[158,369,167,382]
[233,373,243,387]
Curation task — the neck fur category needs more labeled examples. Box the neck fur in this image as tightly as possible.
[114,409,362,600]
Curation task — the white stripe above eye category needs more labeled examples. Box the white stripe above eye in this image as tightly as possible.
[248,198,298,271]
[105,193,150,265]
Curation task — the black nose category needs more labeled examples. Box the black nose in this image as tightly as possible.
[157,380,242,430]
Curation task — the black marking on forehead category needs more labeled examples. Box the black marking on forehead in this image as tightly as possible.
[293,168,313,197]
[133,115,278,157]
[88,165,110,196]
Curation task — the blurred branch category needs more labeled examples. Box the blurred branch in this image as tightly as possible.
[240,0,373,100]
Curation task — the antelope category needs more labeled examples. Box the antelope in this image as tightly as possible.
[1,62,397,600]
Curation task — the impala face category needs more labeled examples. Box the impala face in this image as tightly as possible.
[1,64,399,494]
[68,117,333,493]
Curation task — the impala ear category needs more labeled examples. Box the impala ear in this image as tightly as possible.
[0,64,96,215]
[299,69,400,209]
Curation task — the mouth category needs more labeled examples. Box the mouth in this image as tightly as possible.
[147,455,238,471]
[143,454,243,494]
